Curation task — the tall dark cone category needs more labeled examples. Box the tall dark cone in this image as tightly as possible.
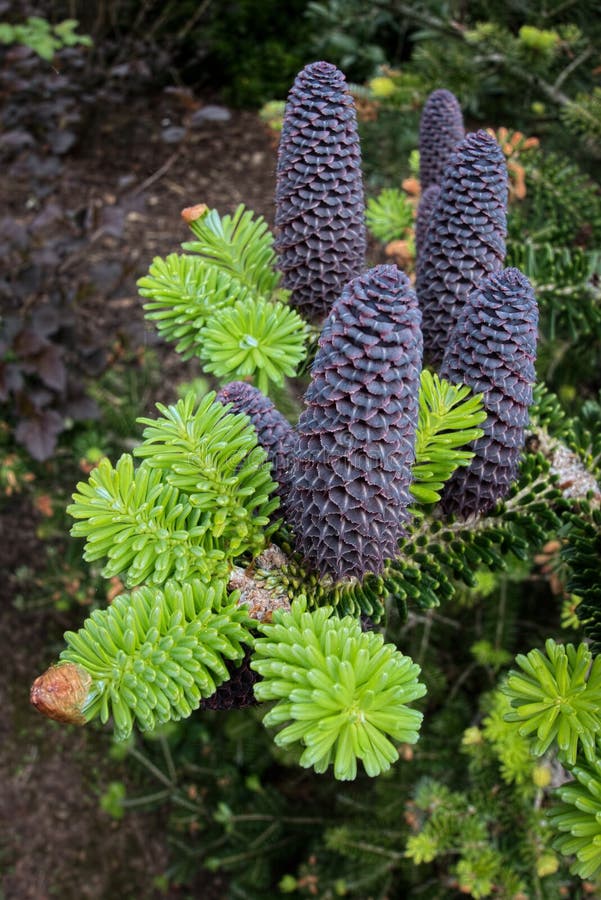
[274,61,366,322]
[287,265,423,581]
[419,89,464,192]
[440,268,538,518]
[415,183,440,262]
[415,130,508,366]
[217,382,294,501]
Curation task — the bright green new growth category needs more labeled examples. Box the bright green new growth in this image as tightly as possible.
[199,295,308,394]
[411,371,487,504]
[251,599,426,780]
[502,639,601,766]
[68,455,227,588]
[183,204,281,296]
[68,393,279,587]
[134,392,279,553]
[0,17,92,60]
[549,757,601,879]
[60,579,254,741]
[365,187,414,242]
[137,205,308,389]
[139,254,248,359]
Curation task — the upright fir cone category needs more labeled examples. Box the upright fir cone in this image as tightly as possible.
[419,89,464,192]
[274,61,366,321]
[440,268,538,517]
[415,183,440,261]
[216,381,294,500]
[415,130,508,365]
[287,265,423,581]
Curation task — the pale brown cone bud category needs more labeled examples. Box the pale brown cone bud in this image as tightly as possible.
[30,662,92,725]
[181,203,208,223]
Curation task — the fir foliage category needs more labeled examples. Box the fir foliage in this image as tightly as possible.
[60,579,253,740]
[507,241,601,341]
[550,757,601,879]
[198,295,308,394]
[365,187,414,243]
[134,392,279,555]
[138,205,309,389]
[183,204,281,297]
[138,253,245,360]
[502,639,601,766]
[68,393,279,588]
[410,371,486,505]
[252,598,426,780]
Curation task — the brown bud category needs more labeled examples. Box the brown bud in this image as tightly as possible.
[30,662,92,725]
[181,203,208,223]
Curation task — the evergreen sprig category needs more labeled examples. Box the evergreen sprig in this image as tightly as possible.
[138,254,249,359]
[68,455,226,588]
[365,188,414,243]
[549,757,601,879]
[411,371,486,505]
[182,204,281,296]
[251,599,426,780]
[60,579,254,740]
[507,241,601,341]
[134,392,279,556]
[68,393,279,588]
[502,639,601,766]
[199,296,308,394]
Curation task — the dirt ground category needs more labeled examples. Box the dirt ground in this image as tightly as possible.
[0,87,278,900]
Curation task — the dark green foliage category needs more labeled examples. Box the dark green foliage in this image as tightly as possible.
[562,508,601,655]
[507,150,601,249]
[507,241,601,342]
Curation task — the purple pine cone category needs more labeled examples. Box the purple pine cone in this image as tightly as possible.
[415,130,508,365]
[275,61,366,321]
[440,268,538,517]
[216,381,294,499]
[419,89,464,192]
[287,264,423,581]
[415,183,440,262]
[200,649,258,710]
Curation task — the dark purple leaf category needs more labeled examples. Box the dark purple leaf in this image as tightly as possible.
[35,344,67,392]
[15,410,64,461]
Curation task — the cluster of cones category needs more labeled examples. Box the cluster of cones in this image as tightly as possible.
[220,62,538,585]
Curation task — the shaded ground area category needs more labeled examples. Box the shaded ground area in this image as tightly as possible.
[0,86,277,899]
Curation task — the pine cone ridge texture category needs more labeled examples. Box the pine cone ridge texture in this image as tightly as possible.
[200,648,258,710]
[440,267,538,518]
[287,264,423,581]
[419,89,465,192]
[216,381,294,500]
[416,129,508,366]
[415,183,440,262]
[275,61,366,321]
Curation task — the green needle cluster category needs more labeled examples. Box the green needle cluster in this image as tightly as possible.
[252,599,426,780]
[503,639,601,765]
[60,579,254,740]
[550,757,601,879]
[199,295,308,394]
